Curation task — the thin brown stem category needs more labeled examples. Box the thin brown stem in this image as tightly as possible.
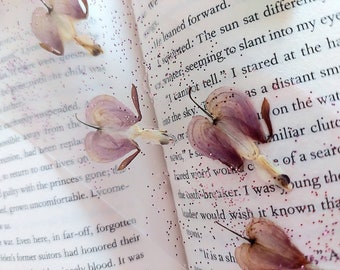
[40,0,53,13]
[215,221,254,244]
[188,87,214,120]
[75,114,101,130]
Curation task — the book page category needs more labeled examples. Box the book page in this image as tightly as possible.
[133,0,340,269]
[0,0,187,269]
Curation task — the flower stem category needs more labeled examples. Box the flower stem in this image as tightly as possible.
[188,87,214,120]
[75,114,101,130]
[40,0,53,13]
[255,155,292,190]
[215,221,254,244]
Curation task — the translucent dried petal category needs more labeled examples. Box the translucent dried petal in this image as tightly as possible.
[85,84,141,130]
[188,116,244,170]
[48,0,88,19]
[206,87,267,143]
[86,96,140,130]
[85,131,139,169]
[235,218,315,270]
[31,7,65,55]
[130,84,142,121]
[261,97,273,139]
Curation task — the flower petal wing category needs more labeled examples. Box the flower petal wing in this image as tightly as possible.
[31,7,64,55]
[187,116,244,171]
[248,218,308,266]
[236,243,276,270]
[49,0,88,19]
[236,243,305,270]
[86,95,140,130]
[85,131,139,164]
[206,87,267,143]
[235,218,309,269]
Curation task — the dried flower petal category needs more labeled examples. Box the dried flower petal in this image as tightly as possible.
[206,88,267,143]
[216,219,319,270]
[188,116,244,170]
[31,7,65,55]
[49,0,88,19]
[85,131,139,170]
[187,87,291,190]
[78,85,171,170]
[261,97,273,139]
[85,95,140,131]
[31,0,102,56]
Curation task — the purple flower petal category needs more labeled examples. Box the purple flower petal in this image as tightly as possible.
[130,84,142,122]
[187,116,244,171]
[235,218,311,270]
[206,87,267,143]
[85,131,140,169]
[31,7,64,55]
[85,95,140,130]
[51,0,88,19]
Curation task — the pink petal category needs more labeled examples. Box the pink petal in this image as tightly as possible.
[85,131,138,163]
[131,84,142,122]
[31,7,64,55]
[206,87,267,143]
[235,218,310,270]
[86,95,140,130]
[261,98,273,140]
[187,116,244,171]
[49,0,88,19]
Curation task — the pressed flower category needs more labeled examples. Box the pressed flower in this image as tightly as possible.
[216,219,320,270]
[187,86,292,190]
[31,0,103,56]
[77,84,171,170]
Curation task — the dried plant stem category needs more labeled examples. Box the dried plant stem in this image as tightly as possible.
[215,221,254,244]
[75,114,101,130]
[74,36,103,56]
[188,87,214,119]
[255,155,292,190]
[40,0,53,13]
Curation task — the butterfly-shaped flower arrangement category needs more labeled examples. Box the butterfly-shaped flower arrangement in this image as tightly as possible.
[31,0,103,56]
[216,218,320,270]
[187,86,292,190]
[77,84,171,170]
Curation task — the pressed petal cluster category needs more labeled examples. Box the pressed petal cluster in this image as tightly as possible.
[187,87,291,190]
[80,85,171,170]
[31,0,103,56]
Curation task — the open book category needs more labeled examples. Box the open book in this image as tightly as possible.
[0,0,339,269]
